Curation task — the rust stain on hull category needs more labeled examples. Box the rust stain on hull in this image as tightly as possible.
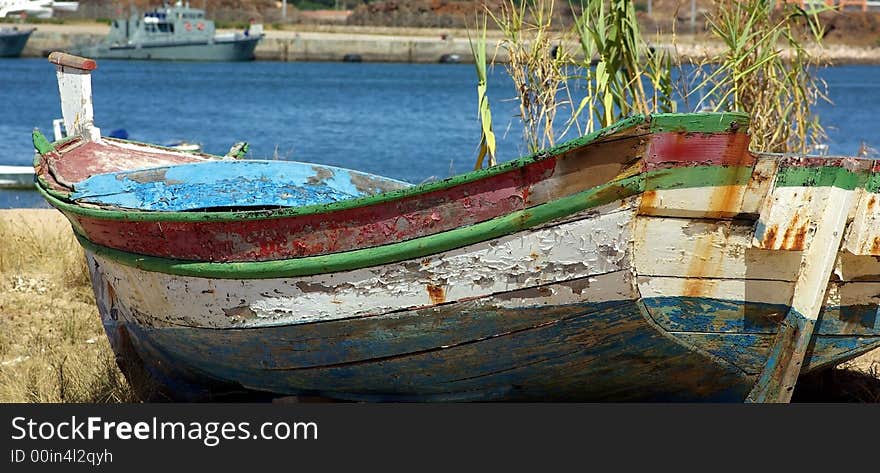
[762,225,779,249]
[639,190,658,212]
[426,284,446,305]
[683,223,727,298]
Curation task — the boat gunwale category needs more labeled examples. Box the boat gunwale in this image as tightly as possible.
[64,153,880,279]
[71,170,647,279]
[34,112,748,223]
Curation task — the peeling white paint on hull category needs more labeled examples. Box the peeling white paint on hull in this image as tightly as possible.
[88,202,638,329]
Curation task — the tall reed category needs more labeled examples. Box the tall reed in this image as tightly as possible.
[468,13,497,169]
[472,0,675,165]
[488,0,573,154]
[695,0,829,153]
[569,0,676,134]
[473,0,828,167]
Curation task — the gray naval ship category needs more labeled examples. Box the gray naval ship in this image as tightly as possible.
[73,2,263,61]
[0,26,34,57]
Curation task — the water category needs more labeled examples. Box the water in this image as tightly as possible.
[1,58,879,208]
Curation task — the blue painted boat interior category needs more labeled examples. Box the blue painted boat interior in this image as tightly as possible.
[69,160,412,211]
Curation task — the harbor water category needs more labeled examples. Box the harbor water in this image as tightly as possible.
[1,58,878,208]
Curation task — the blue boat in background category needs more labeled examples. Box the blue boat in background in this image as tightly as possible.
[0,26,33,57]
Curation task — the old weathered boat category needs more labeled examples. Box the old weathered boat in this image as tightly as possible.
[35,53,880,402]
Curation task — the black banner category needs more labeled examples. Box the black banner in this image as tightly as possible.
[1,404,876,471]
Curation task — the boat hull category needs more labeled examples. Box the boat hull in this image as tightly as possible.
[0,28,33,57]
[73,37,261,61]
[81,195,880,401]
[87,253,758,402]
[85,249,880,402]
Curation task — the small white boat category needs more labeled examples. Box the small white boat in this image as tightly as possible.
[0,165,34,189]
[0,0,78,19]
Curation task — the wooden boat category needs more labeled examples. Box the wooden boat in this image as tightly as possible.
[34,53,880,402]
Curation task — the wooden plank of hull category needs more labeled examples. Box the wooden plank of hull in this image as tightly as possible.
[637,130,757,219]
[834,250,880,281]
[87,202,637,329]
[632,216,802,281]
[844,188,880,256]
[641,281,880,337]
[638,273,794,303]
[633,230,880,282]
[639,168,753,219]
[670,332,880,374]
[644,131,753,170]
[639,280,792,333]
[98,291,756,402]
[802,335,880,371]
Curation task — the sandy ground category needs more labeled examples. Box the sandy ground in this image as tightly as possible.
[0,208,878,402]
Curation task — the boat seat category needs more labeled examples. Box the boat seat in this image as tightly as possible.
[68,160,411,212]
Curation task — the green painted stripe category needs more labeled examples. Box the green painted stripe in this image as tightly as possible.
[865,173,880,194]
[646,165,753,190]
[35,112,743,224]
[775,165,866,190]
[649,112,750,134]
[75,174,646,279]
[32,130,54,155]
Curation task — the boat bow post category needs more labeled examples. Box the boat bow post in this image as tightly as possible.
[747,167,859,402]
[47,52,101,142]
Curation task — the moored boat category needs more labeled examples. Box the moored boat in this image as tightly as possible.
[71,2,262,62]
[34,52,880,402]
[1,1,78,19]
[0,25,33,57]
[0,165,34,189]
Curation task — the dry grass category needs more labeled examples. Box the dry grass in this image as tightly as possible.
[0,210,137,403]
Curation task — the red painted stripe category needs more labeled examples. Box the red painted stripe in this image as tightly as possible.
[70,157,558,262]
[644,132,753,170]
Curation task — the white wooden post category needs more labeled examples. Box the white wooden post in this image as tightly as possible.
[48,52,101,142]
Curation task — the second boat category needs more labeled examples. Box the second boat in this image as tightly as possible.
[72,1,263,62]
